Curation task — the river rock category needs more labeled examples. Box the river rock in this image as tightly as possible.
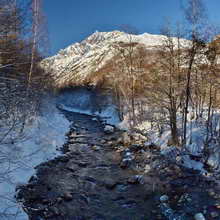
[127,175,144,184]
[207,153,220,169]
[144,141,159,150]
[78,161,88,167]
[132,132,147,142]
[194,213,206,220]
[120,150,134,169]
[120,158,131,169]
[104,179,117,189]
[129,144,143,152]
[66,162,79,172]
[50,206,60,216]
[208,189,215,197]
[62,192,73,201]
[92,117,98,121]
[144,164,151,173]
[58,155,70,162]
[104,125,114,134]
[56,197,63,203]
[124,151,132,158]
[92,145,101,151]
[36,165,51,176]
[160,195,169,203]
[210,211,219,218]
[127,176,139,184]
[100,139,106,144]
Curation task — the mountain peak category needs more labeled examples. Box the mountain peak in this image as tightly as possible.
[42,31,190,89]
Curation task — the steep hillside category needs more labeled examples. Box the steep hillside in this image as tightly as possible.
[42,31,190,88]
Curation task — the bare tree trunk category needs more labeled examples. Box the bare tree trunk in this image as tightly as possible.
[206,83,213,144]
[170,108,179,145]
[183,51,195,145]
[28,0,38,88]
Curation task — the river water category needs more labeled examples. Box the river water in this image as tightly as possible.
[16,88,220,220]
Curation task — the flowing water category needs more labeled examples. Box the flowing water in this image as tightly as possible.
[16,88,220,220]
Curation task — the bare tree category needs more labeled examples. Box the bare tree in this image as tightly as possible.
[144,22,186,145]
[182,0,208,145]
[0,1,49,217]
[110,25,146,127]
[28,0,49,88]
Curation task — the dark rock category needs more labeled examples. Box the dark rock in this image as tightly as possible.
[78,162,88,167]
[66,162,79,172]
[127,175,144,184]
[58,156,70,162]
[129,144,143,152]
[62,192,73,201]
[121,200,137,208]
[56,197,63,204]
[210,211,219,218]
[36,165,51,177]
[127,176,139,184]
[29,175,38,183]
[170,177,198,187]
[50,206,60,216]
[84,176,97,184]
[120,159,131,169]
[42,199,50,204]
[144,142,159,150]
[104,179,118,190]
[104,135,117,141]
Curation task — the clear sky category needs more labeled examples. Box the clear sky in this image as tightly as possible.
[43,0,220,55]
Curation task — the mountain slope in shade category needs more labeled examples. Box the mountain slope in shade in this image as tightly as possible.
[42,31,190,88]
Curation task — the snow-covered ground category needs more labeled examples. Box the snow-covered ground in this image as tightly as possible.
[0,96,70,220]
[117,103,220,172]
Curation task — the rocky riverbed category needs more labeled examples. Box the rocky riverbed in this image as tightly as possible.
[16,109,220,220]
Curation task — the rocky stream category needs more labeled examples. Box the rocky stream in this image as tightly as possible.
[16,89,220,220]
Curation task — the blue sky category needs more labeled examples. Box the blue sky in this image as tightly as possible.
[43,0,220,55]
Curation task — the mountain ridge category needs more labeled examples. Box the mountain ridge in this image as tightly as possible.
[42,31,190,88]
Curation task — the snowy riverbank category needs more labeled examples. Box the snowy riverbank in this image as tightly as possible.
[0,96,70,220]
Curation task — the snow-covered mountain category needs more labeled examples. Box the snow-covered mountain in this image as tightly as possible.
[42,31,190,88]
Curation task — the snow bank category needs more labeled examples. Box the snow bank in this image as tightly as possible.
[58,103,120,125]
[56,88,120,125]
[0,96,70,220]
[119,105,220,171]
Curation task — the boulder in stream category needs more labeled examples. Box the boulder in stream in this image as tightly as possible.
[104,125,115,134]
[194,213,206,220]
